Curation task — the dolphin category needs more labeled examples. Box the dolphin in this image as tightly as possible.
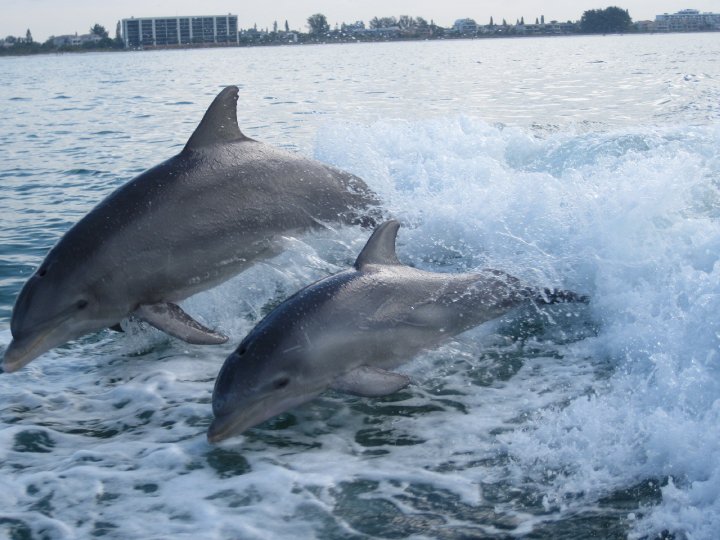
[3,86,381,373]
[208,220,587,442]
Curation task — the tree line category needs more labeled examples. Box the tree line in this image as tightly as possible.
[1,23,123,56]
[579,7,632,33]
[306,7,633,36]
[1,7,638,56]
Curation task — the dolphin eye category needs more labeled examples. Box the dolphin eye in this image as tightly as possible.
[37,268,47,277]
[237,345,247,356]
[76,300,89,310]
[273,377,290,390]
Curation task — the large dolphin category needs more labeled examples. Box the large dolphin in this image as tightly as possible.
[208,220,587,442]
[3,86,381,373]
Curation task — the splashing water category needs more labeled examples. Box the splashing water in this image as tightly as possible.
[1,36,719,539]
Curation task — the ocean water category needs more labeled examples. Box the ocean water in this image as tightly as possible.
[1,33,719,539]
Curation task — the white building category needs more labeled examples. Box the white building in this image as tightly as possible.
[52,33,102,47]
[655,9,720,31]
[453,18,478,34]
[121,14,239,48]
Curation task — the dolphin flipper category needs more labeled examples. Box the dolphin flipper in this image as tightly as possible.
[331,366,410,397]
[135,303,228,345]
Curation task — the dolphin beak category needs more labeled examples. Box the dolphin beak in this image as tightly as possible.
[207,410,253,443]
[207,391,320,443]
[3,338,42,373]
[2,328,61,373]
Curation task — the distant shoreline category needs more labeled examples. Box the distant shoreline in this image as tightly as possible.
[1,29,718,59]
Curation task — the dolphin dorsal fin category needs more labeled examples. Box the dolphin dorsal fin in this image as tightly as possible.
[354,220,402,270]
[184,86,246,152]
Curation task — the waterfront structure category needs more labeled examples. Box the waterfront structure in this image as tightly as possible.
[52,33,102,47]
[634,20,655,32]
[121,14,239,48]
[453,18,478,34]
[341,21,366,33]
[544,21,578,34]
[655,9,720,32]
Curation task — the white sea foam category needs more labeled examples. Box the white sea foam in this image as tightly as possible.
[1,116,718,539]
[317,118,720,538]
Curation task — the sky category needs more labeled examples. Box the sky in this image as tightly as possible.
[2,0,719,41]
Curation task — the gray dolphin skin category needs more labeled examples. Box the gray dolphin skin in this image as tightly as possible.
[208,220,587,443]
[3,86,381,373]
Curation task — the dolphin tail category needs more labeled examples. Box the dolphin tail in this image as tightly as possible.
[535,288,589,305]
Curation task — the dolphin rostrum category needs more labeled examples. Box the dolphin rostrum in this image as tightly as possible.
[208,220,587,442]
[3,86,381,373]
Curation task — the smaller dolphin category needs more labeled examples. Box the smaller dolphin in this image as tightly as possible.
[208,220,587,442]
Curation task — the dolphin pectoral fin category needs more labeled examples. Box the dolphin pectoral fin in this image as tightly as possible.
[331,366,410,397]
[108,324,124,333]
[135,303,228,345]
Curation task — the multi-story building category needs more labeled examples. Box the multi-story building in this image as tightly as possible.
[655,9,720,32]
[52,33,103,47]
[121,14,239,48]
[453,18,479,35]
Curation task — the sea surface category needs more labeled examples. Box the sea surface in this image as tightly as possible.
[1,33,719,539]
